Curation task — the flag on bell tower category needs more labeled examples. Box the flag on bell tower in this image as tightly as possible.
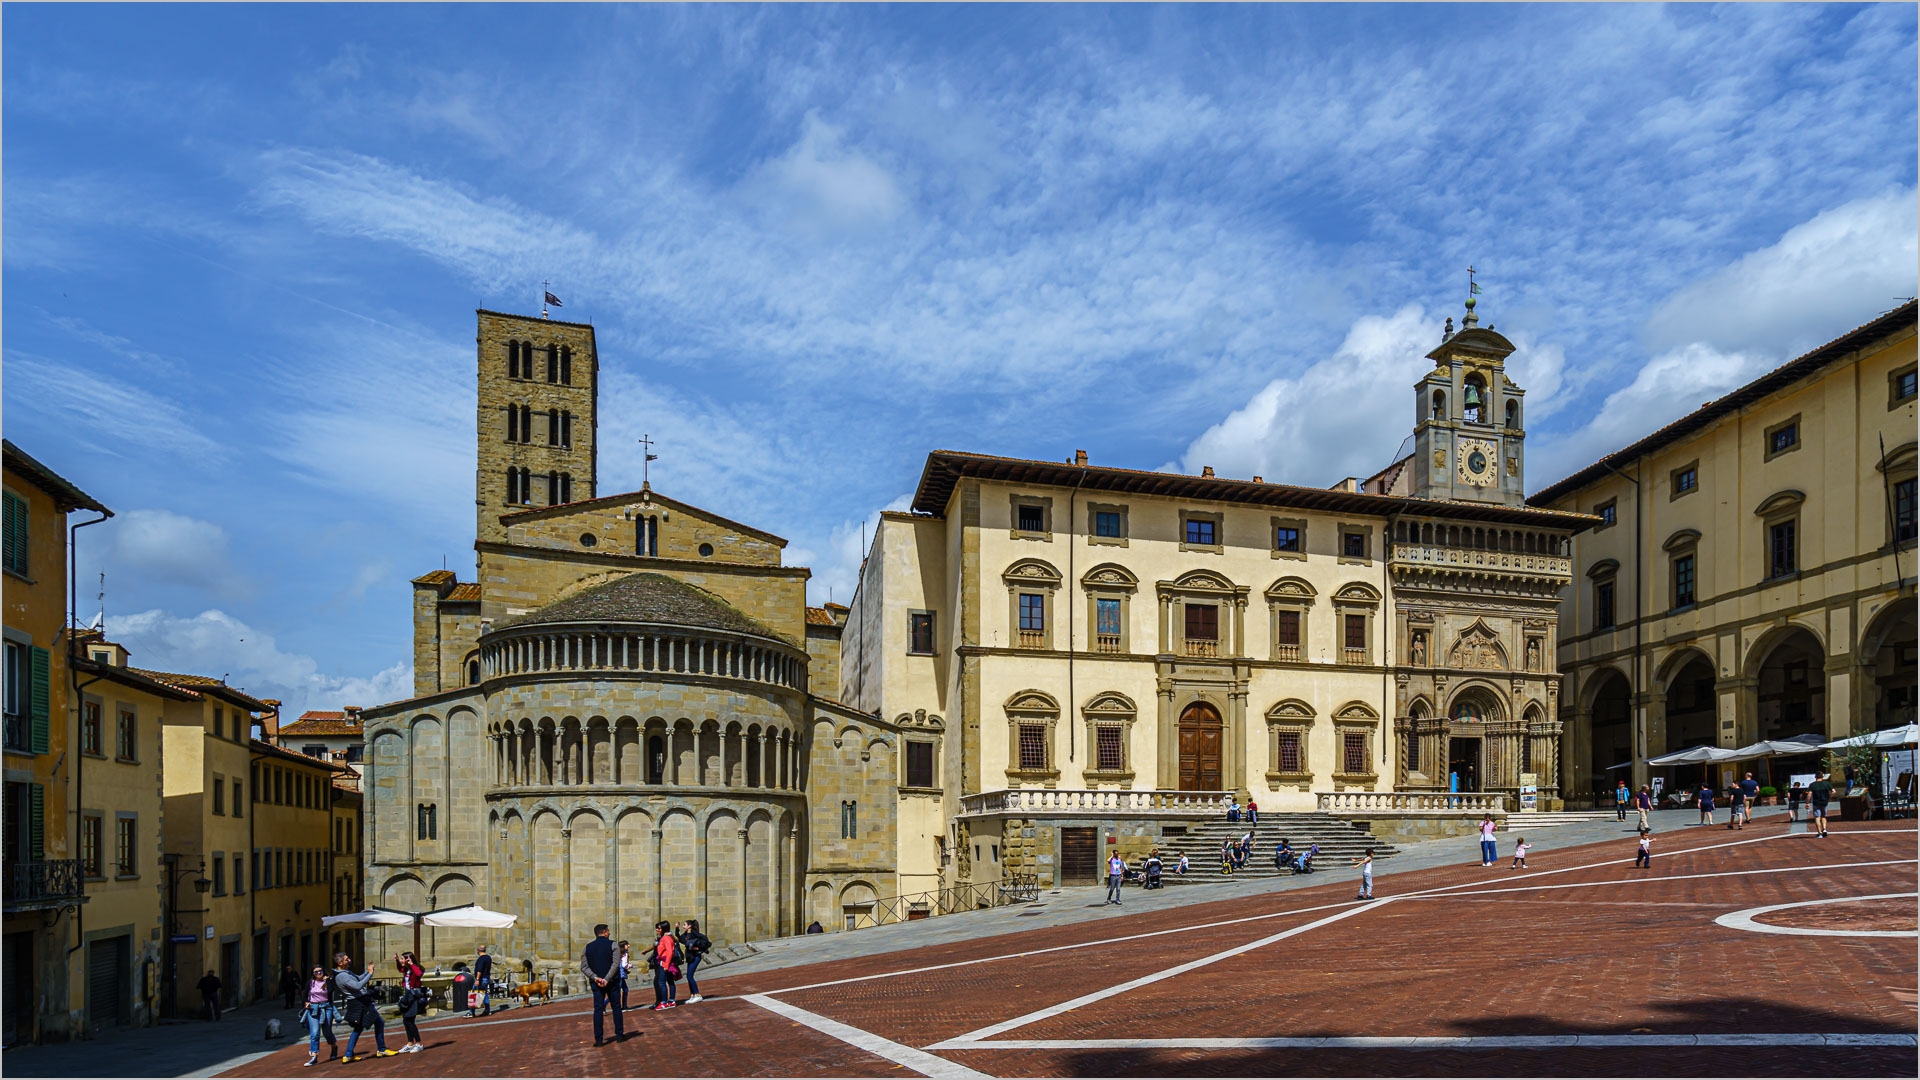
[544,291,564,308]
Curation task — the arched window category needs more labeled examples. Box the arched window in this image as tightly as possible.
[507,340,522,379]
[506,403,520,443]
[546,343,559,383]
[1431,390,1446,420]
[646,735,665,784]
[561,410,572,448]
[1506,399,1520,428]
[547,409,560,446]
[547,470,561,506]
[520,405,532,443]
[560,346,572,386]
[467,658,480,685]
[506,467,520,505]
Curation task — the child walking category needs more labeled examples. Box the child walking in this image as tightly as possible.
[1510,837,1531,869]
[1350,848,1375,900]
[1634,828,1652,868]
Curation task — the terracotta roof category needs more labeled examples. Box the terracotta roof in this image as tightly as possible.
[411,569,456,586]
[494,572,786,640]
[2,440,111,515]
[70,656,201,701]
[280,717,364,737]
[298,710,345,721]
[446,583,481,602]
[1529,300,1919,507]
[912,450,1599,530]
[805,607,835,626]
[129,668,274,712]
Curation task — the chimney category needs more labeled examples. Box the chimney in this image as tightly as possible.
[344,705,363,724]
[1074,449,1088,466]
[1201,466,1215,478]
[1252,476,1263,484]
[259,699,282,741]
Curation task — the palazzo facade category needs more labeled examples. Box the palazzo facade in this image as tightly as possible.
[842,303,1599,891]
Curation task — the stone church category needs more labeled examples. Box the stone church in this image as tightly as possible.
[360,309,903,967]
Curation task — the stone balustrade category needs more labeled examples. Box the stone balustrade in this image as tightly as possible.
[1388,544,1573,581]
[1317,791,1509,815]
[958,788,1231,818]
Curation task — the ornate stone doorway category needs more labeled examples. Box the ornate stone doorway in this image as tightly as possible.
[1178,702,1223,791]
[1447,737,1481,792]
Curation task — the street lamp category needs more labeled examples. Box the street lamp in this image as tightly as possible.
[163,856,211,1019]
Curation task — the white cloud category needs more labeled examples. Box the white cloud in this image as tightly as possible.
[1176,306,1441,487]
[740,112,909,238]
[2,351,226,460]
[108,607,412,718]
[1645,188,1919,357]
[93,509,244,598]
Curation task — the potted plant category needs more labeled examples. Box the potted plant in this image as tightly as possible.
[1826,742,1881,820]
[1758,785,1778,806]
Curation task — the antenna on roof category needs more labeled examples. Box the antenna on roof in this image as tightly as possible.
[97,571,105,633]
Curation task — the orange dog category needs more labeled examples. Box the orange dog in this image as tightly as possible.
[511,980,551,1006]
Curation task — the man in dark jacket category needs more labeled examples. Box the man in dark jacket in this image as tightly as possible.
[196,970,223,1021]
[471,946,493,1017]
[580,923,625,1046]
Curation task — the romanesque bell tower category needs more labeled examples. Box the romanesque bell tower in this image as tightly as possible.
[475,309,599,545]
[1409,296,1527,506]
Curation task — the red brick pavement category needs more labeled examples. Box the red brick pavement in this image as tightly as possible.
[223,820,1917,1078]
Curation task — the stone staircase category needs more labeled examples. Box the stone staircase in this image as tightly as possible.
[1155,813,1398,884]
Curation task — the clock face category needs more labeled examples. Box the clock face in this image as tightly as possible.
[1456,436,1498,487]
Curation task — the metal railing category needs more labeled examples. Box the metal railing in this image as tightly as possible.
[1318,791,1508,814]
[959,788,1231,817]
[5,860,84,907]
[847,873,1040,930]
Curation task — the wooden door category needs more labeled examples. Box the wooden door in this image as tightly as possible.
[1178,704,1223,791]
[1059,827,1099,886]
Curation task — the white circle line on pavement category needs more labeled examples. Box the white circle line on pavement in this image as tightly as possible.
[1713,892,1919,937]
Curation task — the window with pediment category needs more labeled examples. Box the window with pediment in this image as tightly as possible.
[1081,563,1137,655]
[1331,582,1381,665]
[1003,690,1059,782]
[1003,559,1062,650]
[1157,569,1248,659]
[1264,576,1316,662]
[1332,701,1380,782]
[1265,698,1314,782]
[1082,692,1137,782]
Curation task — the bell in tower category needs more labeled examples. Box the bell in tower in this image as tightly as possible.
[1408,291,1527,507]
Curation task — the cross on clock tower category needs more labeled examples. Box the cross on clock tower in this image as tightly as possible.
[1409,293,1527,506]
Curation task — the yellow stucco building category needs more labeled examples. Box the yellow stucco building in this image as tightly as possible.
[1531,301,1917,805]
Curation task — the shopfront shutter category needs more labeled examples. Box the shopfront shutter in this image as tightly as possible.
[28,646,50,753]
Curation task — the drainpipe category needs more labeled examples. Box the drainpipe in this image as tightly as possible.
[65,508,111,973]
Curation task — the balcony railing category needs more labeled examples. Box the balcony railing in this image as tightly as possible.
[1274,644,1301,662]
[959,788,1231,817]
[1016,630,1046,649]
[1184,638,1219,658]
[845,874,1040,930]
[5,860,85,908]
[1095,634,1123,655]
[2,711,27,753]
[1342,647,1368,665]
[1389,544,1573,582]
[1318,791,1508,815]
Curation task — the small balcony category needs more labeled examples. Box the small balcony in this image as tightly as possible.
[4,860,85,912]
[1274,644,1301,662]
[1094,634,1123,655]
[1016,630,1046,650]
[1184,638,1220,658]
[1342,647,1368,665]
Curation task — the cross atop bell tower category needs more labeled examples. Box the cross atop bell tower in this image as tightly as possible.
[1409,290,1526,506]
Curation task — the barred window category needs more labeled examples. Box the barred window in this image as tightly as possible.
[1405,730,1421,772]
[1095,725,1124,772]
[1275,731,1303,773]
[1018,723,1048,771]
[1342,732,1368,775]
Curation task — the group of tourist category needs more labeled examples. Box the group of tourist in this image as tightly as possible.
[1613,771,1836,835]
[290,950,431,1065]
[1222,794,1259,824]
[579,919,714,1047]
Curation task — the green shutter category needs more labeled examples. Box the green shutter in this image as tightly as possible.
[29,646,50,754]
[2,491,26,576]
[29,783,44,861]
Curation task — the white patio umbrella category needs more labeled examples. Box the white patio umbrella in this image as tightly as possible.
[1817,723,1920,750]
[323,903,517,958]
[1646,744,1741,766]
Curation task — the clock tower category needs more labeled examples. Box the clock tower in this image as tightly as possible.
[1410,295,1527,506]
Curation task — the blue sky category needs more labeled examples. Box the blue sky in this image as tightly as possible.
[5,3,1915,717]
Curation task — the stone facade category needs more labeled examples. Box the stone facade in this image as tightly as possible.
[1532,301,1918,806]
[475,310,599,546]
[362,309,906,973]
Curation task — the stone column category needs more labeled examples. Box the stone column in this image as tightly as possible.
[695,814,709,929]
[1824,657,1852,740]
[651,828,664,927]
[739,827,751,942]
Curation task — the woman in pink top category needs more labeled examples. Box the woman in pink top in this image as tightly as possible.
[301,965,340,1065]
[1478,815,1499,866]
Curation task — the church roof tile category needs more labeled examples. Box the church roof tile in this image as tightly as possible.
[495,572,785,641]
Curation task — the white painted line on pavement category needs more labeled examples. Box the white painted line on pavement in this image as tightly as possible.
[1403,859,1918,901]
[930,1032,1918,1052]
[1714,892,1919,937]
[929,899,1393,1049]
[177,1050,278,1078]
[743,993,992,1080]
